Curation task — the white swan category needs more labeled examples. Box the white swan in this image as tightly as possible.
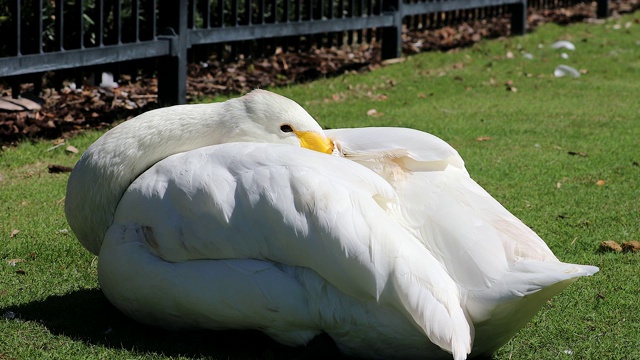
[65,89,598,360]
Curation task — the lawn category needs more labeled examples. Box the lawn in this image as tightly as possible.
[1,12,639,360]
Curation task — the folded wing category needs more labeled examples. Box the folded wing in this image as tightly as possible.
[109,142,472,359]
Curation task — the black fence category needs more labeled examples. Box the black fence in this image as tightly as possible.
[0,0,609,105]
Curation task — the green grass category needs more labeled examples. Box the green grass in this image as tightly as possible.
[2,13,640,359]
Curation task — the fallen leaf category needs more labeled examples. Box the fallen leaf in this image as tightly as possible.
[48,164,74,173]
[66,145,79,154]
[380,57,405,66]
[476,136,492,141]
[596,179,606,186]
[598,240,622,253]
[621,241,640,253]
[46,143,66,152]
[367,109,383,117]
[10,229,19,238]
[568,151,588,157]
[7,259,25,266]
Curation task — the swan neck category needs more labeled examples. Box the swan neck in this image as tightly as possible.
[65,102,236,255]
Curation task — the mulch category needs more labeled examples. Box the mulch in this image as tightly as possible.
[1,1,638,146]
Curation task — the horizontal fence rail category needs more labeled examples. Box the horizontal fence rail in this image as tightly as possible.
[0,0,609,105]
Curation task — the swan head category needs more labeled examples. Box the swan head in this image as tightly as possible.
[234,89,334,154]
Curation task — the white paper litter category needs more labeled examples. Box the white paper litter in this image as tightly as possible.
[554,65,580,78]
[551,40,576,51]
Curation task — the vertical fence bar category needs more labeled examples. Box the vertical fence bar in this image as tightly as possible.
[157,0,189,105]
[203,0,211,28]
[54,0,64,50]
[79,1,85,49]
[284,0,290,22]
[133,0,140,40]
[231,0,237,25]
[381,0,402,59]
[347,0,355,45]
[115,0,122,43]
[15,0,22,55]
[259,0,265,23]
[37,0,43,53]
[509,0,526,35]
[597,0,609,18]
[216,0,224,27]
[97,0,104,46]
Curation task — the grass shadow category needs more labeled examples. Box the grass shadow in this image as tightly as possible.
[1,288,348,359]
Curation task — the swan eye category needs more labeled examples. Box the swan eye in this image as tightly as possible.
[280,124,294,133]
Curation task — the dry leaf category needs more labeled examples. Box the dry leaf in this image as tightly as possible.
[66,145,79,154]
[48,164,74,173]
[622,241,640,253]
[10,229,19,238]
[380,57,405,66]
[476,136,492,141]
[367,109,383,117]
[568,151,588,157]
[417,93,426,98]
[599,240,622,253]
[7,259,25,266]
[596,179,606,186]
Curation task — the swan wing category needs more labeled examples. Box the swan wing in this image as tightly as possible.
[99,223,321,345]
[109,142,472,359]
[326,127,467,173]
[325,127,598,322]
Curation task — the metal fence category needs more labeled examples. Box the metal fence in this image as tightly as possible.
[0,0,609,105]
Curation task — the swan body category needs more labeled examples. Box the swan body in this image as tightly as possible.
[66,89,598,360]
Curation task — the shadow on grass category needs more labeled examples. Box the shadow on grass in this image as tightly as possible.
[1,288,348,359]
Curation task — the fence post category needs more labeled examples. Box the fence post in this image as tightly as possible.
[510,0,527,36]
[597,0,609,18]
[381,0,403,60]
[157,0,189,105]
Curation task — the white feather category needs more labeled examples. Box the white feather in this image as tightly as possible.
[66,90,597,360]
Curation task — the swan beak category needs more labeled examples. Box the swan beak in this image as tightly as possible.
[295,130,334,154]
